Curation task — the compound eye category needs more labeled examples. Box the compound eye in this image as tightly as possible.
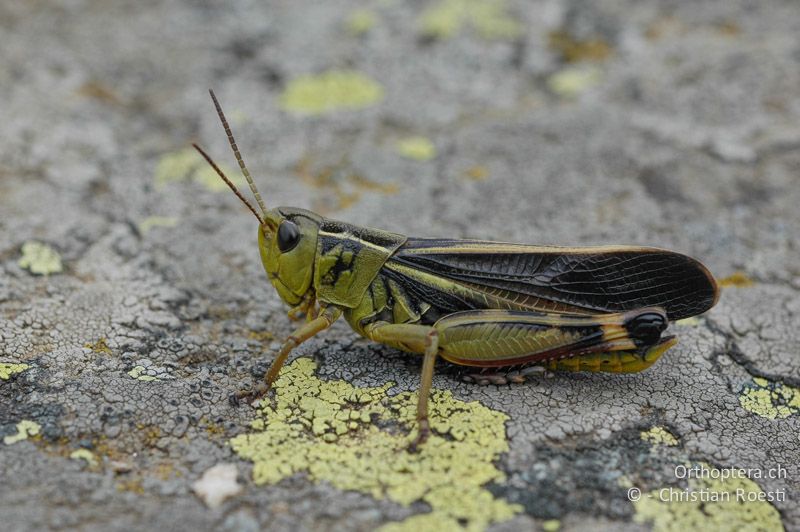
[277,220,301,252]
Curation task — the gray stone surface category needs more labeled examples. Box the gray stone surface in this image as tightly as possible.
[1,1,798,530]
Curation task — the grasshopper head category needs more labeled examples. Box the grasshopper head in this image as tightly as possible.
[194,91,322,309]
[259,207,321,306]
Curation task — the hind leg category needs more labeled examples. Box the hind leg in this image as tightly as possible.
[366,323,439,451]
[366,307,671,450]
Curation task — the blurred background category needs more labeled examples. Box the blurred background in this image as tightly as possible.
[1,1,798,530]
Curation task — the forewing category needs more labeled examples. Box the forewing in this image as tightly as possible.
[386,238,718,320]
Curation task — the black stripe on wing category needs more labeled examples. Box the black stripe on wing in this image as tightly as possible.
[389,238,718,320]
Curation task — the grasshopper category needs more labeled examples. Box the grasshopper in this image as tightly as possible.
[194,90,719,449]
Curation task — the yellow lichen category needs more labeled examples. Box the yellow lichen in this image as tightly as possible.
[640,426,678,447]
[718,271,754,288]
[18,241,62,275]
[547,67,602,98]
[155,148,244,192]
[155,148,200,188]
[70,449,98,467]
[739,378,800,420]
[194,164,244,192]
[138,216,179,234]
[280,70,384,116]
[0,363,30,380]
[396,136,437,161]
[346,9,377,36]
[542,520,561,532]
[230,358,520,530]
[4,420,41,445]
[84,338,113,355]
[617,475,633,488]
[128,366,159,382]
[634,462,784,531]
[380,512,462,532]
[418,0,522,40]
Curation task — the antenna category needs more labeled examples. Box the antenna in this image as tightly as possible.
[208,89,268,218]
[192,143,265,226]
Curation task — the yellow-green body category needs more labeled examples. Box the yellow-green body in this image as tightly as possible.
[255,206,715,374]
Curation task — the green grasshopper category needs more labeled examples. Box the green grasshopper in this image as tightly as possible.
[194,90,719,449]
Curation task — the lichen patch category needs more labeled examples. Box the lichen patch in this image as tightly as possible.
[396,136,437,161]
[739,378,800,420]
[4,420,41,445]
[155,148,244,192]
[280,71,384,116]
[418,0,522,40]
[640,426,679,447]
[0,363,30,380]
[634,462,784,531]
[18,241,63,275]
[70,449,98,467]
[230,358,520,530]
